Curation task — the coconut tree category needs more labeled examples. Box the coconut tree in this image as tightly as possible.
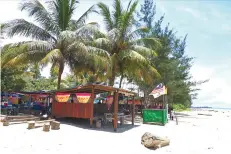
[1,0,108,89]
[92,0,161,86]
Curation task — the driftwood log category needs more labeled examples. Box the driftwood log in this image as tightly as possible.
[43,123,50,132]
[141,132,170,150]
[51,121,60,130]
[3,121,9,126]
[27,121,35,129]
[27,119,55,129]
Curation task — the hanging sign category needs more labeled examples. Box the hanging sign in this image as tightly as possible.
[55,93,70,102]
[76,93,91,103]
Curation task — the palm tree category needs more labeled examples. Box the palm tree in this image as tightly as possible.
[92,0,160,87]
[1,0,107,89]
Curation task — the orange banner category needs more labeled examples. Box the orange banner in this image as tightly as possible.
[76,93,91,103]
[55,93,70,102]
[128,100,141,105]
[9,97,18,104]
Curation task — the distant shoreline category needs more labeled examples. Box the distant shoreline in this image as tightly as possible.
[191,107,231,111]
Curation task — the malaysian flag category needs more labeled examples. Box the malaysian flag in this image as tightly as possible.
[149,83,167,98]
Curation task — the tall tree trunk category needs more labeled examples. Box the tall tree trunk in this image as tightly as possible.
[119,73,124,88]
[109,74,115,86]
[109,65,116,86]
[57,63,64,89]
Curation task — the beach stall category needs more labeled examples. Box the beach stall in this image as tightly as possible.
[17,91,52,115]
[51,84,136,131]
[1,92,23,115]
[142,83,168,126]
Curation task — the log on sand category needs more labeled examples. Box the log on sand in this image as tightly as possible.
[141,132,170,150]
[3,117,40,126]
[43,123,50,132]
[51,121,60,130]
[6,115,34,119]
[27,119,55,129]
[3,121,9,126]
[28,121,35,129]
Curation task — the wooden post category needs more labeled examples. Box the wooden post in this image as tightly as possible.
[113,91,119,131]
[126,96,129,110]
[132,96,135,125]
[90,86,95,128]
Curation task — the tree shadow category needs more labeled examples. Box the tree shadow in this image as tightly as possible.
[174,112,190,116]
[56,118,140,133]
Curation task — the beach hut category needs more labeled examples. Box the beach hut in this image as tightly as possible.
[17,91,52,115]
[50,84,136,131]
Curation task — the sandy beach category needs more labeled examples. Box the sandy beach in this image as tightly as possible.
[1,109,231,154]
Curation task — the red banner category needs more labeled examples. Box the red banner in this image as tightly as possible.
[76,93,91,103]
[55,93,70,102]
[106,95,113,110]
[106,95,113,104]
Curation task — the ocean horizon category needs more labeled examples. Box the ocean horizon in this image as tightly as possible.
[191,107,231,110]
[211,107,231,110]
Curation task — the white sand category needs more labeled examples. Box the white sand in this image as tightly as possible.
[1,110,231,154]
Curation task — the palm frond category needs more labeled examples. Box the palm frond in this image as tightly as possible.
[119,0,138,38]
[69,5,98,30]
[108,28,120,43]
[19,0,59,36]
[97,2,113,31]
[2,19,56,41]
[126,0,132,12]
[92,38,112,51]
[39,49,62,67]
[87,46,110,58]
[1,41,54,67]
[75,23,105,40]
[65,41,88,58]
[49,0,78,31]
[118,49,149,65]
[130,45,157,57]
[131,37,162,48]
[113,0,123,27]
[126,27,149,41]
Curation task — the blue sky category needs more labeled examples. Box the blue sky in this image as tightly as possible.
[0,0,230,108]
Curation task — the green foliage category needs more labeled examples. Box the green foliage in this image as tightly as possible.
[1,65,28,91]
[23,77,57,91]
[95,0,160,86]
[173,104,191,112]
[1,0,208,109]
[135,0,208,108]
[1,0,105,90]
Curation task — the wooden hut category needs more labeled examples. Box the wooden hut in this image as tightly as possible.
[50,84,136,131]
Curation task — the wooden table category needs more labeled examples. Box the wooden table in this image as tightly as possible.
[104,113,126,125]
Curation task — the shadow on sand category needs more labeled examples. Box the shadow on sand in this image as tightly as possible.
[56,118,140,133]
[174,112,191,117]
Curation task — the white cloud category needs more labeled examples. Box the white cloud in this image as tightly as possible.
[191,63,231,108]
[221,24,231,33]
[176,6,208,21]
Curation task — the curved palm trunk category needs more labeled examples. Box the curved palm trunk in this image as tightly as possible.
[119,73,124,88]
[109,66,116,86]
[109,75,115,86]
[57,63,64,89]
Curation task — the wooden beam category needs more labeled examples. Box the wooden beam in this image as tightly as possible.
[113,91,119,131]
[132,96,135,125]
[90,85,95,128]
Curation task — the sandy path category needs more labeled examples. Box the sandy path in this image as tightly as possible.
[1,110,231,154]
